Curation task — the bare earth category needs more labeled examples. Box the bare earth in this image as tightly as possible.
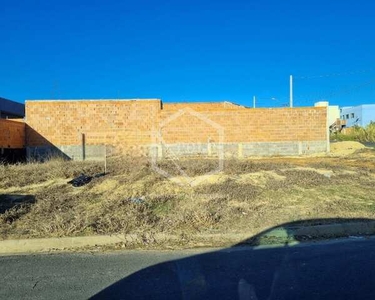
[0,142,374,248]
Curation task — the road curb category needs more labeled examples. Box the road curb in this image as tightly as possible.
[0,233,235,255]
[0,235,129,254]
[1,221,375,254]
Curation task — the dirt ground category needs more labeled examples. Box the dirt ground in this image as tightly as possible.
[0,142,374,247]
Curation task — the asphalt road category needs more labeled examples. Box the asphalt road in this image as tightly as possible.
[0,248,199,300]
[2,237,375,300]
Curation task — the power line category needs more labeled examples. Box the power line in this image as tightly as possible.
[295,66,375,80]
[295,79,375,104]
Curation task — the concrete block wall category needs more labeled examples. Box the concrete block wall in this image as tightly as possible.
[0,119,25,149]
[25,99,328,160]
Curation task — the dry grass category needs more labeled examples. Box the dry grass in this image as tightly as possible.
[0,158,103,188]
[1,145,375,242]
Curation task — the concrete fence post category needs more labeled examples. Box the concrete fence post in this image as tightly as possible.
[157,144,163,159]
[81,133,86,161]
[104,144,107,174]
[207,142,212,156]
[298,141,302,155]
[238,143,243,158]
[326,106,330,153]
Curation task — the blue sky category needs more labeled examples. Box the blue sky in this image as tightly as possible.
[1,0,375,107]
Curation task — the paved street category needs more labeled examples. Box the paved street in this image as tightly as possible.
[0,249,200,300]
[2,238,375,299]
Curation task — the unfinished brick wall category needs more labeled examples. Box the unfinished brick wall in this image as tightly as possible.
[25,99,328,159]
[158,103,327,157]
[160,104,326,143]
[0,119,25,149]
[26,100,160,159]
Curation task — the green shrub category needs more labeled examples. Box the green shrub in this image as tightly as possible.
[331,123,375,143]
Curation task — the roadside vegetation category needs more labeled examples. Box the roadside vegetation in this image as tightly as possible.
[1,142,375,246]
[331,122,375,142]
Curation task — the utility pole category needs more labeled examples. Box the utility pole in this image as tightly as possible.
[289,75,293,108]
[253,96,256,108]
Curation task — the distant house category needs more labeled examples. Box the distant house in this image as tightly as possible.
[0,97,25,119]
[340,104,375,127]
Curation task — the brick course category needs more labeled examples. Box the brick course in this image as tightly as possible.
[26,99,160,155]
[159,103,327,144]
[24,99,327,158]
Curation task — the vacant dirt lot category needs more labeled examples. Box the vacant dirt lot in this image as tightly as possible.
[0,142,374,247]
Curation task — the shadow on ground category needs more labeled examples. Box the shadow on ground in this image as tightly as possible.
[0,194,35,214]
[91,218,375,300]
